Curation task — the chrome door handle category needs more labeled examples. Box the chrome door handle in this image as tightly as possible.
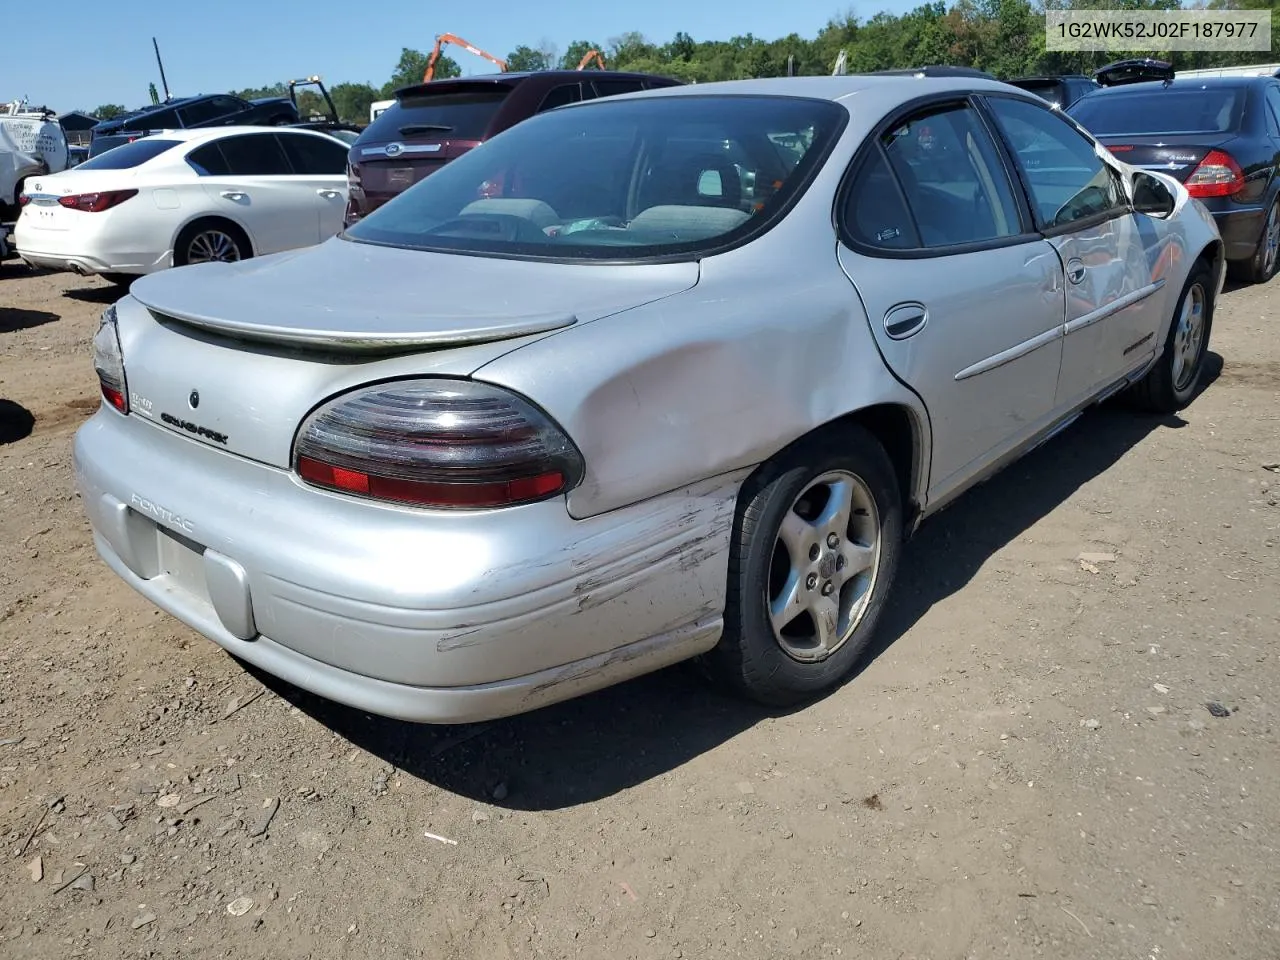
[884,302,928,340]
[316,188,342,197]
[220,190,246,200]
[1066,258,1086,284]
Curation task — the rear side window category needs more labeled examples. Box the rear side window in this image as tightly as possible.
[187,134,292,176]
[537,84,582,112]
[362,89,511,142]
[591,79,647,99]
[76,138,182,170]
[278,132,349,173]
[1068,86,1245,135]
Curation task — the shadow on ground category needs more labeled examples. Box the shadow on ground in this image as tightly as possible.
[0,400,36,445]
[0,308,60,334]
[248,355,1222,810]
[63,284,123,305]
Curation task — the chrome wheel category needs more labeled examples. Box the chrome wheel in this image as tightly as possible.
[767,470,882,663]
[1264,204,1280,277]
[1171,280,1206,393]
[187,229,241,264]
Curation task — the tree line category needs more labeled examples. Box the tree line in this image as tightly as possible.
[89,0,1280,125]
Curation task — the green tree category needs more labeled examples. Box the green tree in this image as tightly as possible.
[329,82,379,124]
[506,44,552,71]
[382,47,459,97]
[92,104,127,120]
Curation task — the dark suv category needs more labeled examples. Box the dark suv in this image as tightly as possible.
[89,93,301,158]
[344,70,683,225]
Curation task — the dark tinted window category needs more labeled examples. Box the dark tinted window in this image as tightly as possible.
[878,104,1021,247]
[347,94,845,261]
[537,83,582,112]
[1266,86,1280,136]
[843,149,920,249]
[1068,86,1245,135]
[591,79,646,99]
[186,142,228,176]
[217,134,292,175]
[178,98,232,126]
[278,132,349,173]
[76,138,183,170]
[362,89,511,142]
[123,108,178,131]
[1015,80,1066,105]
[988,96,1125,228]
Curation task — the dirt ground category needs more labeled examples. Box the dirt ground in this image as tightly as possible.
[0,263,1278,960]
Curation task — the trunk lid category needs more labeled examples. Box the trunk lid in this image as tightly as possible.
[1094,133,1238,182]
[119,236,700,467]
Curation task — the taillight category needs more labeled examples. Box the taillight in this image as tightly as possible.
[293,379,584,509]
[18,194,30,206]
[1106,144,1133,154]
[1185,150,1245,198]
[58,189,138,213]
[92,305,129,414]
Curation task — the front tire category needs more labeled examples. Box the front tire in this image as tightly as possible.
[1128,259,1214,413]
[708,425,904,708]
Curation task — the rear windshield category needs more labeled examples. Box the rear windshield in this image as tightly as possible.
[345,94,846,262]
[1013,81,1063,103]
[1068,86,1245,135]
[76,138,182,170]
[361,89,512,143]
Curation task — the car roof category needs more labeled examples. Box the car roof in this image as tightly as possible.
[1083,74,1269,97]
[135,125,342,145]
[391,69,680,98]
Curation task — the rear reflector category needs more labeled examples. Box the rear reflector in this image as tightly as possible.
[59,189,138,213]
[293,378,584,510]
[1185,150,1245,198]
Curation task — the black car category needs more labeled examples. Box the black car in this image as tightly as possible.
[88,93,301,157]
[1007,74,1097,109]
[1068,59,1280,283]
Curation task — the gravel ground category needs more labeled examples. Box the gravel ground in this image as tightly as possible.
[1,264,1278,960]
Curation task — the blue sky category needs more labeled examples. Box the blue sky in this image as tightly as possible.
[8,0,919,113]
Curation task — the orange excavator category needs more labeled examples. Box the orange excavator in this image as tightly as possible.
[422,33,509,82]
[576,49,607,70]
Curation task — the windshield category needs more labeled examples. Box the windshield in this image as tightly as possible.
[75,138,182,170]
[1069,87,1245,135]
[361,88,512,143]
[345,94,846,261]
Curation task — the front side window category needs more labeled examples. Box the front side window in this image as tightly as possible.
[846,102,1022,250]
[186,134,292,177]
[177,98,229,127]
[345,94,846,261]
[987,95,1125,229]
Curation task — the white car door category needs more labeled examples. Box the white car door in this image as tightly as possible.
[186,132,323,255]
[276,131,351,239]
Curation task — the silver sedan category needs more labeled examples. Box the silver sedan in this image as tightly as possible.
[74,74,1223,724]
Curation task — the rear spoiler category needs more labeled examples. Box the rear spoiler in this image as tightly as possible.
[1095,58,1175,87]
[392,78,521,100]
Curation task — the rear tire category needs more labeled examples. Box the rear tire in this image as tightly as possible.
[706,425,904,708]
[173,219,251,267]
[1127,259,1214,413]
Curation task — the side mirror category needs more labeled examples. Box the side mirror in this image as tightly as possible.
[1133,171,1175,218]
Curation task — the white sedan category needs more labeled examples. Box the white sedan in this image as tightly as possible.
[14,126,350,285]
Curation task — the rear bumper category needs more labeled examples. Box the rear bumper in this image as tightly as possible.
[13,217,170,277]
[72,407,741,724]
[1200,202,1266,261]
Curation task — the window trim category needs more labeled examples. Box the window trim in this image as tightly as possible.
[834,92,1042,261]
[975,91,1133,240]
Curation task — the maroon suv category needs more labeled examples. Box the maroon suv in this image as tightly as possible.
[344,70,683,225]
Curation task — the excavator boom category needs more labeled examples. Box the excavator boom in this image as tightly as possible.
[423,33,509,82]
[576,49,607,70]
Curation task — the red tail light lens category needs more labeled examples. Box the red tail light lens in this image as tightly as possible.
[92,305,129,414]
[18,194,30,206]
[1185,150,1245,198]
[293,379,584,509]
[58,189,138,213]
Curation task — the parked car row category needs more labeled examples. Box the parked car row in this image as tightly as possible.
[67,65,1225,725]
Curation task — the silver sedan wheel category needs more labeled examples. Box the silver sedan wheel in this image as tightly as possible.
[1171,279,1206,393]
[186,229,242,264]
[767,470,882,663]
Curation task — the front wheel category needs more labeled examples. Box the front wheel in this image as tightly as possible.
[1127,259,1214,413]
[707,425,904,708]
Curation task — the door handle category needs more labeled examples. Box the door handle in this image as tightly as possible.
[220,190,247,200]
[316,189,342,198]
[884,302,928,340]
[1066,258,1086,284]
